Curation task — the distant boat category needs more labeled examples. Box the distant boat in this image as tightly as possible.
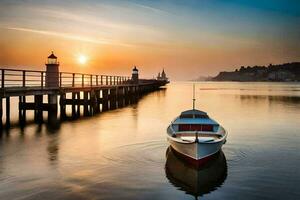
[166,84,227,165]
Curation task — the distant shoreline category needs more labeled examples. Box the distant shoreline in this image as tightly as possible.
[209,80,300,83]
[206,62,300,82]
[188,80,300,83]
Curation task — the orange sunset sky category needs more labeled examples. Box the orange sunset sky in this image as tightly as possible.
[1,0,300,80]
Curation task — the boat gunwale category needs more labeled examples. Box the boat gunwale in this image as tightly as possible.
[167,124,227,144]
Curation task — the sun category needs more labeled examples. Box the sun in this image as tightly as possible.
[78,55,87,64]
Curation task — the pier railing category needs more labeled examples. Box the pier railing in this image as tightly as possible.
[0,69,131,88]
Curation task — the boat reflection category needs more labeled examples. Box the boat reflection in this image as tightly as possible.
[165,147,227,198]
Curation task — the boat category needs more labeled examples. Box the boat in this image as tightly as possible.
[166,85,227,165]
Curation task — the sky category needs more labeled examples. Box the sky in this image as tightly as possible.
[0,0,300,80]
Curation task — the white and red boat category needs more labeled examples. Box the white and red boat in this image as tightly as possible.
[166,86,227,165]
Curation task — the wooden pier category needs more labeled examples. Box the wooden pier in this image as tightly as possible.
[0,67,168,129]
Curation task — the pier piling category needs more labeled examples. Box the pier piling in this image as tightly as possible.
[60,93,66,120]
[6,97,10,128]
[71,92,76,118]
[48,94,58,123]
[83,91,89,116]
[0,98,2,129]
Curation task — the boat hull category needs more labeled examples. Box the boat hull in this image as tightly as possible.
[167,136,225,164]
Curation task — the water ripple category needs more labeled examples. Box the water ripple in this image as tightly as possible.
[222,146,252,166]
[102,140,168,166]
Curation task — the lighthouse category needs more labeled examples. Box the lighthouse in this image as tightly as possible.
[132,66,139,84]
[45,51,59,87]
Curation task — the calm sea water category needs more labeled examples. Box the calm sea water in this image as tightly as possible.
[0,82,300,200]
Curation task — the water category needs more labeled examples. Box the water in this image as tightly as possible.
[0,82,300,200]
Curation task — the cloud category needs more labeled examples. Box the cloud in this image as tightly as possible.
[129,1,170,15]
[0,1,171,48]
[35,7,153,32]
[5,27,134,47]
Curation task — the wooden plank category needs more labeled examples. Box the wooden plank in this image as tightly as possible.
[19,102,51,111]
[64,99,87,105]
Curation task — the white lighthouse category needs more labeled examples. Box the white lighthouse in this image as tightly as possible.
[45,51,59,87]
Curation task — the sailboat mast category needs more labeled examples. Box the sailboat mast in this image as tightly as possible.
[193,83,195,110]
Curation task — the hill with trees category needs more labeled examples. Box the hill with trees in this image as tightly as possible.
[212,62,300,82]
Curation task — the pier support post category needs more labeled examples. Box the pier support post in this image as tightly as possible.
[76,92,80,117]
[48,94,58,124]
[34,95,43,124]
[0,98,2,130]
[115,88,119,108]
[128,86,134,98]
[102,89,108,111]
[94,90,101,114]
[135,86,138,94]
[5,97,10,128]
[118,87,124,108]
[130,86,134,104]
[19,96,23,125]
[71,92,76,119]
[60,93,66,120]
[124,87,129,105]
[137,86,140,94]
[110,89,117,110]
[18,96,26,125]
[83,91,89,116]
[90,90,96,116]
[132,86,138,104]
